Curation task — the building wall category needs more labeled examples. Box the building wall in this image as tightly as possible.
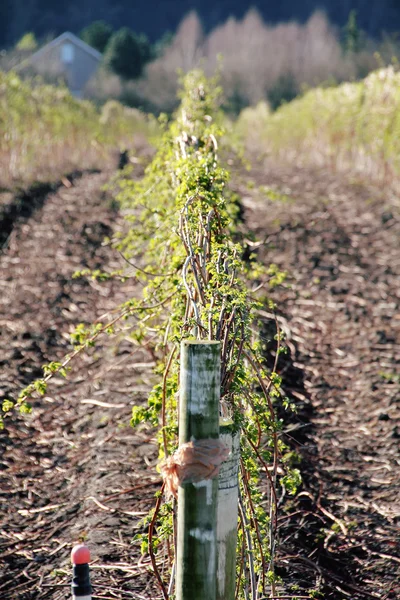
[29,41,100,95]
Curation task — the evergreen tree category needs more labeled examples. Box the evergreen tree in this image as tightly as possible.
[343,10,362,53]
[80,20,113,53]
[16,32,38,51]
[103,27,152,79]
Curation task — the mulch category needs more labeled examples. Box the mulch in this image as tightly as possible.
[0,158,399,599]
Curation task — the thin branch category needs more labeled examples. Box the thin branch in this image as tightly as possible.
[240,459,267,595]
[118,251,176,278]
[238,487,257,600]
[243,434,278,530]
[270,313,280,378]
[161,347,177,458]
[237,499,250,600]
[148,483,169,600]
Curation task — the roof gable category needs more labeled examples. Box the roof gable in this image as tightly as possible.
[29,31,102,63]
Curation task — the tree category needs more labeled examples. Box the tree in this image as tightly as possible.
[343,10,362,53]
[15,32,38,51]
[153,31,174,58]
[171,11,204,71]
[80,20,113,53]
[103,27,153,80]
[267,73,298,111]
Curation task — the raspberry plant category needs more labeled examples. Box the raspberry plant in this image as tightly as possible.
[112,70,300,599]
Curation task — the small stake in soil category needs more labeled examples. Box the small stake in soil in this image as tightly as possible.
[71,543,92,600]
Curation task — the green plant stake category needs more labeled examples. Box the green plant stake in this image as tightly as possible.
[176,340,221,600]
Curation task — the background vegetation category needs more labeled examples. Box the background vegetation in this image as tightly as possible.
[3,0,400,48]
[0,71,156,188]
[3,8,400,115]
[235,65,400,185]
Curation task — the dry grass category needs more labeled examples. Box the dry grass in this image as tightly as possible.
[1,71,157,189]
[235,66,400,186]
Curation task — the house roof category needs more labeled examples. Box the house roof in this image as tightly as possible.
[28,31,102,63]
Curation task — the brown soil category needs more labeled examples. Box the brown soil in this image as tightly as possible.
[236,160,400,599]
[0,160,399,599]
[0,171,160,599]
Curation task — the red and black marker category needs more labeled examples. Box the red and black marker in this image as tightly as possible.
[71,544,92,600]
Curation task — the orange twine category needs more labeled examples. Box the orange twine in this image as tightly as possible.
[160,439,230,498]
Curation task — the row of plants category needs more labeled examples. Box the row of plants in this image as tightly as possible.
[1,70,157,188]
[236,65,400,185]
[2,70,301,598]
[113,71,301,598]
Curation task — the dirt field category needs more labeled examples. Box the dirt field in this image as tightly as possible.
[1,159,399,599]
[237,160,400,599]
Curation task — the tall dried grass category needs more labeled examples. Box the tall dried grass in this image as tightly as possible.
[1,71,156,188]
[236,66,400,185]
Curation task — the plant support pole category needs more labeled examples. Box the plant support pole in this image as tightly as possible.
[176,340,221,600]
[217,425,240,600]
